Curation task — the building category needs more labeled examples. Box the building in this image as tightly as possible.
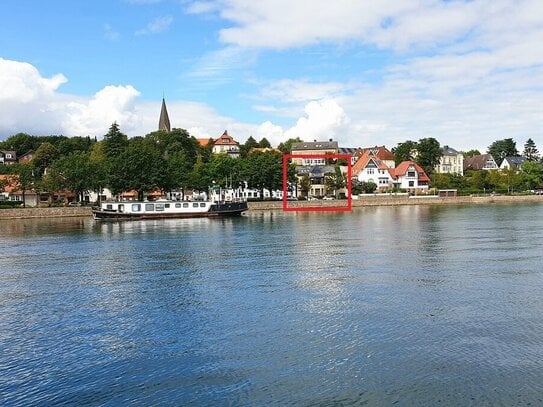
[0,150,17,165]
[352,151,394,191]
[290,140,339,165]
[389,161,430,192]
[17,151,35,164]
[435,145,464,176]
[158,98,171,132]
[464,154,498,171]
[211,130,240,158]
[354,146,395,169]
[296,165,336,197]
[499,156,526,171]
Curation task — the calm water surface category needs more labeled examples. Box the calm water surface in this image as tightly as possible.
[1,204,543,406]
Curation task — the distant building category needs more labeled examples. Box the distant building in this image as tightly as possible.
[17,150,35,164]
[352,151,394,191]
[290,140,339,165]
[500,156,526,171]
[158,98,171,132]
[0,150,17,165]
[435,145,464,176]
[390,161,430,192]
[464,154,498,171]
[354,146,395,169]
[212,130,240,158]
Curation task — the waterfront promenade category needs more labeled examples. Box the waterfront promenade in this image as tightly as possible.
[1,194,543,219]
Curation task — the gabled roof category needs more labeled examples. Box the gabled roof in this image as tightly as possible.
[464,154,497,170]
[389,161,430,182]
[352,151,391,176]
[502,156,526,167]
[355,145,395,161]
[291,140,338,151]
[214,130,239,146]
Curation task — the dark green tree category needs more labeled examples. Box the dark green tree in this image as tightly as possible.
[416,137,442,176]
[11,164,35,207]
[278,137,302,153]
[393,140,417,166]
[325,166,345,197]
[520,161,543,190]
[258,137,271,148]
[33,142,60,176]
[103,122,128,160]
[240,136,259,157]
[463,149,481,158]
[109,138,166,200]
[487,138,518,166]
[523,138,540,162]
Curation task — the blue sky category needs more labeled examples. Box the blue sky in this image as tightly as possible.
[1,0,543,152]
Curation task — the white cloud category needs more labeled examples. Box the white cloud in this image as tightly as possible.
[135,15,173,36]
[63,85,142,136]
[284,100,348,141]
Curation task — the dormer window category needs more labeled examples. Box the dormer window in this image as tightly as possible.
[222,138,229,143]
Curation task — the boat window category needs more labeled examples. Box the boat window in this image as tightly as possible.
[119,204,124,212]
[165,204,170,208]
[192,203,198,208]
[106,204,113,210]
[132,204,141,212]
[200,202,206,207]
[175,203,182,208]
[156,203,165,211]
[183,203,189,208]
[145,203,154,211]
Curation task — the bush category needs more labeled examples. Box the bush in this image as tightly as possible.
[0,201,24,209]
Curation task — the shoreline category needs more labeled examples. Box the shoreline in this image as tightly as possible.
[1,195,542,219]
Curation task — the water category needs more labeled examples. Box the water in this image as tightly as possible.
[1,204,543,406]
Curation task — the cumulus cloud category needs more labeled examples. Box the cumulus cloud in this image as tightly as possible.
[135,15,173,36]
[0,58,145,138]
[284,100,348,141]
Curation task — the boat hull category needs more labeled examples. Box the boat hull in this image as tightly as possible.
[92,201,248,220]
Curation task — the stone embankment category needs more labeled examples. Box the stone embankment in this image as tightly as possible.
[248,194,543,210]
[1,195,542,219]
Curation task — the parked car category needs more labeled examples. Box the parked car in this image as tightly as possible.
[323,195,335,200]
[307,196,318,201]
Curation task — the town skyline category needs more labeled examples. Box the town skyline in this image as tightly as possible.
[1,0,543,152]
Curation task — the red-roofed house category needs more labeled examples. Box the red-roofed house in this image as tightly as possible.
[352,151,394,191]
[212,130,240,158]
[389,161,430,192]
[355,146,395,168]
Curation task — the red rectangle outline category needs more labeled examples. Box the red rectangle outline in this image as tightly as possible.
[282,153,352,212]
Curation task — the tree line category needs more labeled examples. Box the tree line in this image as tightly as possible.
[0,124,290,205]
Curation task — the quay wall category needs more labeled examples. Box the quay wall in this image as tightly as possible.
[1,195,542,219]
[248,194,543,210]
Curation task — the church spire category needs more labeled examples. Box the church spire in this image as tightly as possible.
[158,97,171,132]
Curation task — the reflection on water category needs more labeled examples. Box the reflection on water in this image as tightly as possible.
[2,204,543,405]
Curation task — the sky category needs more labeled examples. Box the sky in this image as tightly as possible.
[1,0,543,152]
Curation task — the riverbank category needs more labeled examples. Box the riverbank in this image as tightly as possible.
[2,195,543,219]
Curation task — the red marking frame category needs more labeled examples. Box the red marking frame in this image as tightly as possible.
[282,154,352,212]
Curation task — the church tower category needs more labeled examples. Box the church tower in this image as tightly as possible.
[158,98,171,132]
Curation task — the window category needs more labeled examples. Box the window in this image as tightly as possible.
[192,203,198,208]
[145,203,154,211]
[409,181,415,187]
[183,203,189,208]
[200,203,206,207]
[367,169,374,174]
[132,204,141,212]
[106,204,113,210]
[407,171,416,177]
[175,203,182,208]
[156,204,164,211]
[165,204,170,208]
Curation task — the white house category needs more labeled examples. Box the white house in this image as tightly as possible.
[435,145,464,176]
[390,161,430,192]
[352,151,394,191]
